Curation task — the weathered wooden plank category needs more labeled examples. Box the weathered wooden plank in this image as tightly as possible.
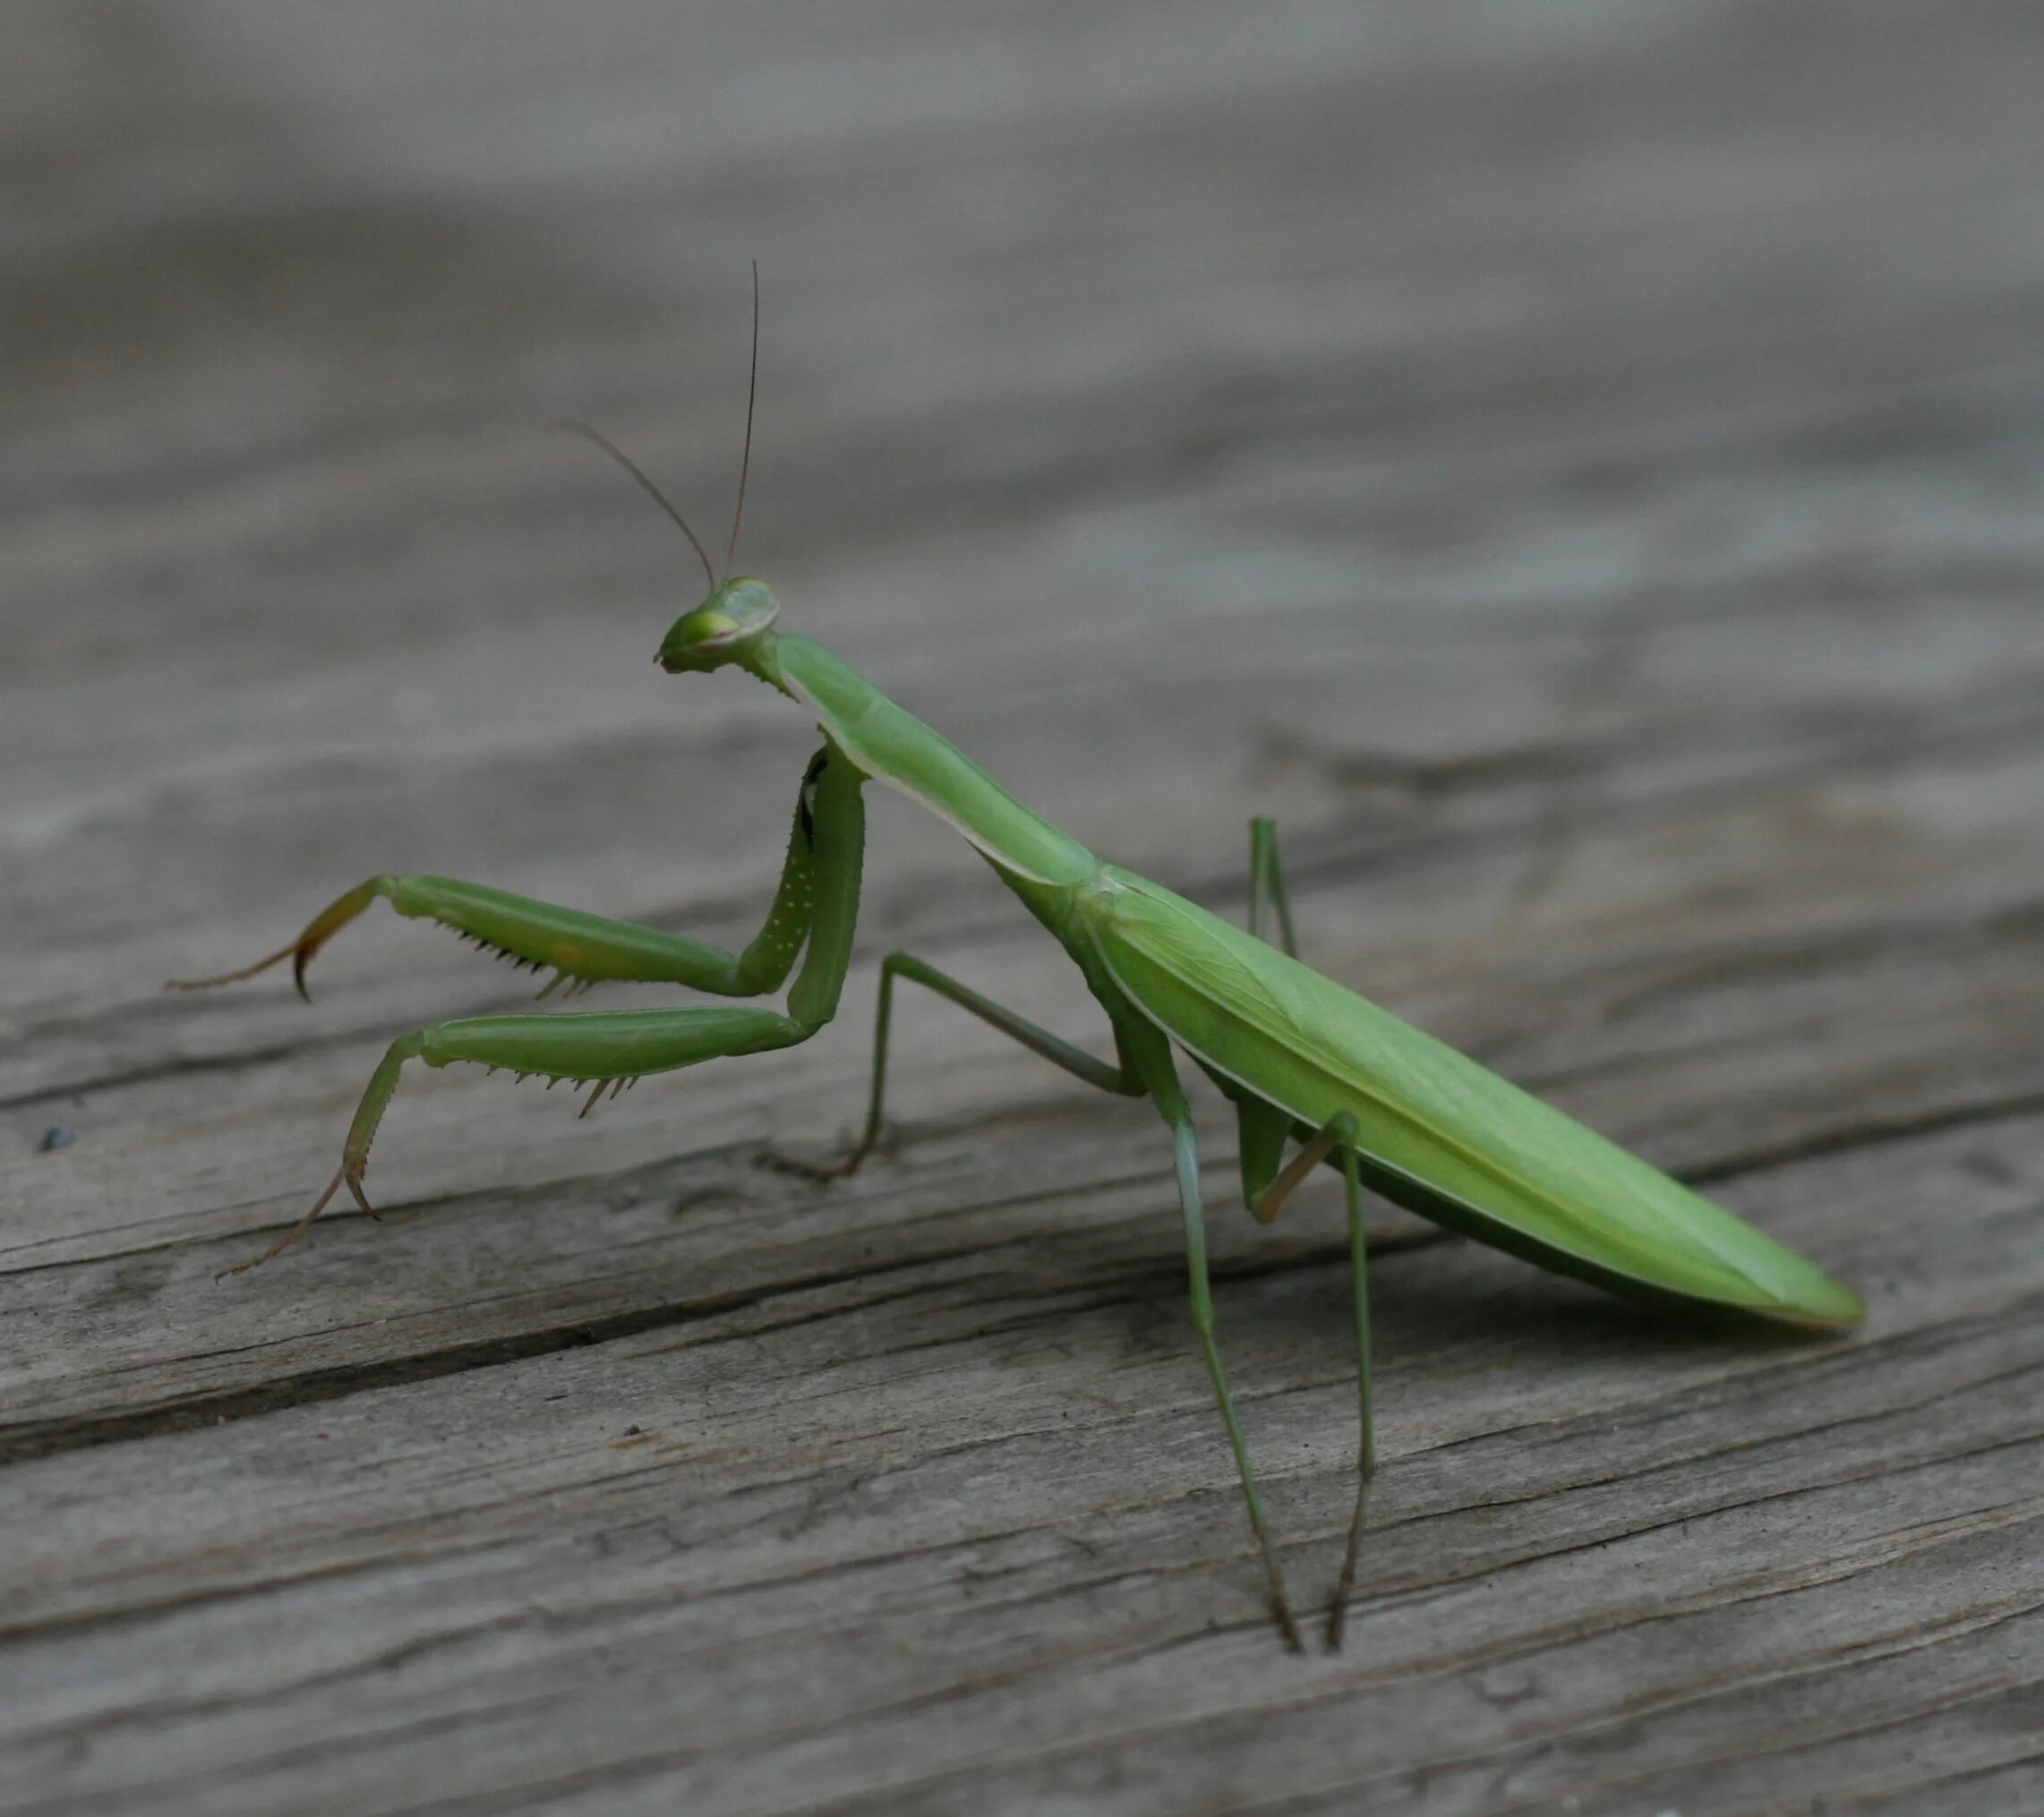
[4,0,2042,1813]
[0,1109,2036,1813]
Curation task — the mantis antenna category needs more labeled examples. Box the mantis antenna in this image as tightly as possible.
[724,260,761,580]
[552,418,717,593]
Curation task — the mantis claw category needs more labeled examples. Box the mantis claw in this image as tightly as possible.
[346,1170,382,1219]
[754,1121,891,1183]
[1323,1469,1371,1652]
[220,1161,370,1277]
[167,880,389,1002]
[220,1031,416,1278]
[752,1145,842,1182]
[164,936,327,1002]
[1271,1593,1304,1657]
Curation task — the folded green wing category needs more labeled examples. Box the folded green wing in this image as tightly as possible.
[1089,866,1860,1328]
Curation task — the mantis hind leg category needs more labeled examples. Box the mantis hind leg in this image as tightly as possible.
[1248,816,1298,958]
[765,951,1144,1181]
[1123,1019,1303,1651]
[1240,828,1373,1644]
[1246,1111,1375,1651]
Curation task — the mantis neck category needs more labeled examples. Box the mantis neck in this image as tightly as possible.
[765,635,1101,893]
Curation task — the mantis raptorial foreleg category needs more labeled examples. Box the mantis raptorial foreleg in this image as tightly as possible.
[216,748,868,1271]
[171,749,842,1003]
[235,1004,819,1274]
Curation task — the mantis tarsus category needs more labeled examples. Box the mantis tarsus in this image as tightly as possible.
[174,300,1862,1652]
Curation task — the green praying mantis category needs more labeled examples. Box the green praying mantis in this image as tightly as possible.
[175,297,1861,1652]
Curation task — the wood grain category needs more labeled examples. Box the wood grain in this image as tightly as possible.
[4,4,2041,1813]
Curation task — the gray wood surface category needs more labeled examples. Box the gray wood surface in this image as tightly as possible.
[4,4,2041,1813]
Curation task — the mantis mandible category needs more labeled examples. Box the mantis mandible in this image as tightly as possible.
[174,289,1862,1651]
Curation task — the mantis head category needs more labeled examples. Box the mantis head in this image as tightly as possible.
[574,265,776,683]
[658,578,780,674]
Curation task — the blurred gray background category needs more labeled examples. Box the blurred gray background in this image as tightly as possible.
[4,6,2043,1816]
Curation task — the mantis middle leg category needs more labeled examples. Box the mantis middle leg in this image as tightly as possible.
[768,951,1146,1180]
[1240,815,1376,1645]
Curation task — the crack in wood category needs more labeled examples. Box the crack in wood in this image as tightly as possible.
[0,1245,987,1468]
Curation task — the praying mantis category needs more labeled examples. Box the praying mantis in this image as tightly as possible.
[174,294,1861,1651]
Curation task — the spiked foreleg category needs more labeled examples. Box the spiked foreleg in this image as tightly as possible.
[171,748,837,1002]
[230,1006,814,1273]
[229,748,869,1272]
